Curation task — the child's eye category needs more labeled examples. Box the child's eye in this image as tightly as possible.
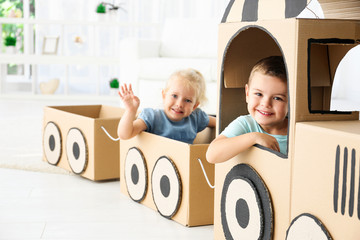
[171,94,178,99]
[274,96,283,101]
[185,99,192,103]
[254,92,262,97]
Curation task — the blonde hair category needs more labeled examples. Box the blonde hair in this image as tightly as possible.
[165,68,207,106]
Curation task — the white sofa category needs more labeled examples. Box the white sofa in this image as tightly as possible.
[119,18,219,114]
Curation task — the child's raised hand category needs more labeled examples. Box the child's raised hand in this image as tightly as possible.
[118,84,140,112]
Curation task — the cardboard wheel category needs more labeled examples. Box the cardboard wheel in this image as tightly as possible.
[124,147,148,202]
[66,128,88,174]
[151,156,182,219]
[286,213,332,240]
[221,164,273,240]
[43,121,62,165]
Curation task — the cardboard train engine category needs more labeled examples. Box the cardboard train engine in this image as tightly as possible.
[214,0,360,239]
[42,105,124,181]
[119,128,215,227]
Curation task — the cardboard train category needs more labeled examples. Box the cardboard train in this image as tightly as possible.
[43,105,124,181]
[214,0,360,239]
[42,105,215,226]
[119,128,215,227]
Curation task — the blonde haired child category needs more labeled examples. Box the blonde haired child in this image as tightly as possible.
[206,56,288,163]
[117,68,216,144]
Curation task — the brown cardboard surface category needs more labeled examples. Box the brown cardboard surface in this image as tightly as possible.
[215,13,360,240]
[292,121,360,239]
[213,148,291,240]
[218,19,359,127]
[43,105,124,181]
[120,130,215,227]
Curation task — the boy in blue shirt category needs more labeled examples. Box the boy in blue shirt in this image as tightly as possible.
[117,68,216,144]
[206,56,288,163]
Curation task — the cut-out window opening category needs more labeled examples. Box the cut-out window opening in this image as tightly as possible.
[331,45,360,112]
[308,38,360,114]
[219,26,289,158]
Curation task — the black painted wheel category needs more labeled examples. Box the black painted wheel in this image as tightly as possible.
[66,128,88,174]
[124,147,148,202]
[221,164,273,240]
[286,213,332,240]
[43,121,62,165]
[151,156,182,219]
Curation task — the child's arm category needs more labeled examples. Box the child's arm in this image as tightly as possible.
[207,116,216,127]
[206,132,279,164]
[117,84,147,140]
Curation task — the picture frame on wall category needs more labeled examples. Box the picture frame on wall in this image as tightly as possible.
[42,36,59,55]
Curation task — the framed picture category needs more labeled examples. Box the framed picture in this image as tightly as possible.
[42,36,59,55]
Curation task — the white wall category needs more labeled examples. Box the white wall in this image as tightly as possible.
[34,0,230,95]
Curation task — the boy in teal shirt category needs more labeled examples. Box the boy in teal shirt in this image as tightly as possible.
[207,56,288,163]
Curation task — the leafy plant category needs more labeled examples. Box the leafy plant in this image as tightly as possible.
[109,78,119,88]
[4,35,16,46]
[96,3,106,13]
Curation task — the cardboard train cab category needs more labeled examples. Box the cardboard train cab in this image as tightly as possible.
[43,105,124,181]
[119,127,215,227]
[214,0,360,239]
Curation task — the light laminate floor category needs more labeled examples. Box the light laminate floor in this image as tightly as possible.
[0,97,214,240]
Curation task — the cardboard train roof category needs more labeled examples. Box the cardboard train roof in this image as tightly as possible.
[222,0,360,23]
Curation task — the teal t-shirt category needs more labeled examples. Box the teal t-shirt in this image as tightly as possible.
[221,114,288,155]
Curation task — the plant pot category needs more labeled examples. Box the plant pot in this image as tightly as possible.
[110,88,119,96]
[5,46,16,54]
[97,13,107,21]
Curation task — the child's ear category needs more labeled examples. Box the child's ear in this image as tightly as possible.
[193,102,200,110]
[245,84,249,103]
[162,89,166,100]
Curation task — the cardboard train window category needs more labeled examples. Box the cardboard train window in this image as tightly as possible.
[220,26,289,157]
[331,45,360,111]
[308,39,360,114]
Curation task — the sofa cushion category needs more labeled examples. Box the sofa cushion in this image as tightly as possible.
[159,18,218,58]
[138,57,217,82]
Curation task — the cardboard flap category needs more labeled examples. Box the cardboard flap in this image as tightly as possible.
[193,127,215,144]
[49,105,102,118]
[319,0,360,19]
[98,105,125,119]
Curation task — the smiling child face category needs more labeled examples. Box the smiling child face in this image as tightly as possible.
[162,76,199,122]
[245,71,288,134]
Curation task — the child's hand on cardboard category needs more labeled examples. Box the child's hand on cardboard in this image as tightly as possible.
[254,132,280,153]
[118,84,140,112]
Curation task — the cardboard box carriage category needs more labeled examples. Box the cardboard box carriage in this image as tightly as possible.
[119,128,215,227]
[213,2,360,239]
[42,105,124,181]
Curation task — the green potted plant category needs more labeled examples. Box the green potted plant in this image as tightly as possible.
[96,3,106,14]
[4,35,17,54]
[109,78,119,95]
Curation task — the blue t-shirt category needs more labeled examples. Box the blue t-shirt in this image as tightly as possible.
[138,108,209,144]
[221,114,288,155]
